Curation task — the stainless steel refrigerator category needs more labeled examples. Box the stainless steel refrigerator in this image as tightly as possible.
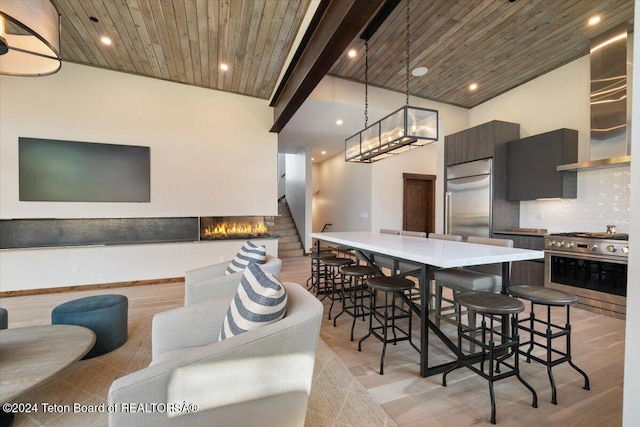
[445,158,492,238]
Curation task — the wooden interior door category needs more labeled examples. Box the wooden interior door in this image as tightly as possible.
[403,173,436,234]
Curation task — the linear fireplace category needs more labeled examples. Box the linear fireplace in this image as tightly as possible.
[0,216,278,249]
[200,216,276,240]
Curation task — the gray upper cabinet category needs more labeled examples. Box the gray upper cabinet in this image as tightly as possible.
[507,129,578,201]
[445,120,519,166]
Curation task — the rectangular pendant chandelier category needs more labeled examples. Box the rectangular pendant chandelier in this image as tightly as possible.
[345,105,438,163]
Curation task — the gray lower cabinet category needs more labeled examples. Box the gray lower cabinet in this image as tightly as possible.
[494,232,545,287]
[506,128,578,201]
[510,259,545,287]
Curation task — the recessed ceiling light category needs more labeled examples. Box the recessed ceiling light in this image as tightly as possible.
[412,67,428,77]
[588,15,602,26]
[311,157,315,161]
[100,36,112,45]
[469,83,478,91]
[321,150,326,155]
[348,49,357,58]
[336,119,343,125]
[220,63,229,71]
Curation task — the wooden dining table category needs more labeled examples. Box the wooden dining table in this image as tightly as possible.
[309,231,544,378]
[0,325,96,404]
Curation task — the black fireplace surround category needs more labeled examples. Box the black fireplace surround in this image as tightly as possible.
[0,216,276,249]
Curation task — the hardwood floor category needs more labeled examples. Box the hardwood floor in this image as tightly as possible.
[1,255,624,426]
[279,256,624,427]
[0,282,186,427]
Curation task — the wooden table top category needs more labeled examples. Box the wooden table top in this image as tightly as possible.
[0,325,96,403]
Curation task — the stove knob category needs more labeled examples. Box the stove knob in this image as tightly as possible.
[564,241,574,248]
[622,247,629,254]
[606,245,617,253]
[588,244,598,251]
[546,240,554,247]
[554,241,562,248]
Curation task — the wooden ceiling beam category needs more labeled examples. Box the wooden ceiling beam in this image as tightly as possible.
[269,0,386,133]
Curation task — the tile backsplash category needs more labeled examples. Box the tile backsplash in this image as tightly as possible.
[520,166,630,233]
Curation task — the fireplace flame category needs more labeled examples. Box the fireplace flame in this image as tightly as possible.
[202,222,268,238]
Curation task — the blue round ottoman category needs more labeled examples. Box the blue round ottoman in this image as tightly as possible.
[0,307,7,329]
[51,294,128,359]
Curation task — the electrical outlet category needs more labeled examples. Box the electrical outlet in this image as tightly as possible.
[219,256,224,263]
[536,212,544,220]
[72,265,79,273]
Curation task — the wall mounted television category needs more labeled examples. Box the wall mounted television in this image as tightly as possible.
[19,137,150,202]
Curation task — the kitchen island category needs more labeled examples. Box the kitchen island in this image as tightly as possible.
[309,231,544,377]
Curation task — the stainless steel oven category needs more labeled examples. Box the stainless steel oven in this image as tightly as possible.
[544,231,628,319]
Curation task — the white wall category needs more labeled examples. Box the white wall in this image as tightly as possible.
[311,163,322,233]
[0,63,278,291]
[285,151,312,251]
[277,153,286,200]
[311,163,320,194]
[1,239,278,290]
[470,55,630,233]
[470,56,591,160]
[314,154,372,232]
[622,3,639,424]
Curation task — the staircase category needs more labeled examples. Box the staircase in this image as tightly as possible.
[276,201,304,258]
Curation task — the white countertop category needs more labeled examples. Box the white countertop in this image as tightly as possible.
[310,231,544,268]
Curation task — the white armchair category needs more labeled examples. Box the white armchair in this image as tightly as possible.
[108,280,323,427]
[184,255,282,305]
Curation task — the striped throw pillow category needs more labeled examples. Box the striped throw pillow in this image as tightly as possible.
[219,262,287,340]
[224,241,267,275]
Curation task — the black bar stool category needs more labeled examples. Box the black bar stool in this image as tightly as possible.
[321,257,355,320]
[358,276,419,375]
[333,265,379,341]
[508,285,590,404]
[331,244,354,259]
[306,252,336,298]
[442,291,537,425]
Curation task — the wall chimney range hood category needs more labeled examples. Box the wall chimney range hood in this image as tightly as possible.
[556,154,630,172]
[557,24,632,172]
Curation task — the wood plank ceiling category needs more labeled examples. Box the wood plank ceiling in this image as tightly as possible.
[330,0,634,108]
[53,0,312,100]
[51,0,634,109]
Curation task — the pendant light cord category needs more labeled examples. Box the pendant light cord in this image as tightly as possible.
[405,0,410,106]
[365,40,369,128]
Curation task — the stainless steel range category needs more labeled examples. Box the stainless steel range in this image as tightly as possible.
[544,228,628,319]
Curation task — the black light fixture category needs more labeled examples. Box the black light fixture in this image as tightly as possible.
[0,0,62,76]
[345,0,438,163]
